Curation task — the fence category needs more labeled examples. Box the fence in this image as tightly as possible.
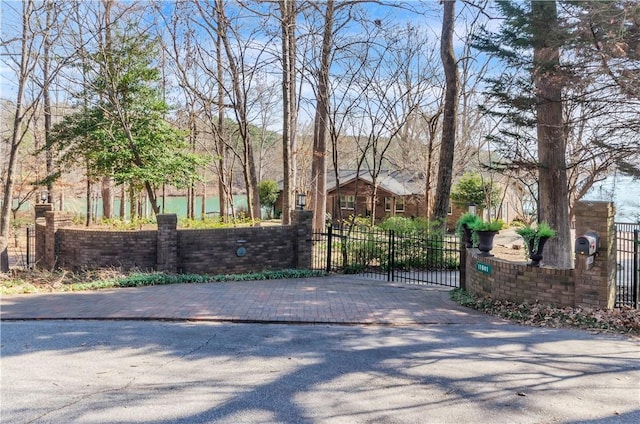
[312,225,460,287]
[615,223,639,308]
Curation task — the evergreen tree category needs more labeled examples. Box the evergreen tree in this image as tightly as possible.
[474,0,640,266]
[50,26,205,216]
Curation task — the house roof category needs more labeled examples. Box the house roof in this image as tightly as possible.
[326,169,425,196]
[278,169,426,196]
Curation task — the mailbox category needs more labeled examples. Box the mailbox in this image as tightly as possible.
[575,231,599,256]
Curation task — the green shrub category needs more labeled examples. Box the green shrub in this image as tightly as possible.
[470,219,504,232]
[65,269,326,291]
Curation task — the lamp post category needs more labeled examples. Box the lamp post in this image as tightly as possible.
[467,202,477,216]
[40,190,49,204]
[296,192,306,210]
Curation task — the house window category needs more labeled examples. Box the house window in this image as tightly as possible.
[385,197,392,211]
[395,197,405,213]
[339,195,355,210]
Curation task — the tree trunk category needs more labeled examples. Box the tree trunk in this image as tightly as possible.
[101,177,113,219]
[43,2,54,206]
[119,185,125,218]
[0,0,33,272]
[129,186,136,220]
[532,0,572,268]
[85,175,92,226]
[216,30,227,222]
[280,0,297,225]
[311,0,334,230]
[432,0,458,226]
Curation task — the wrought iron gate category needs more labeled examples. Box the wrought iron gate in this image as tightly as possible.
[312,225,460,287]
[616,223,639,308]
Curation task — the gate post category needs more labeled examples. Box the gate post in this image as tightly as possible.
[326,225,333,272]
[388,230,395,282]
[634,229,639,308]
[459,240,467,290]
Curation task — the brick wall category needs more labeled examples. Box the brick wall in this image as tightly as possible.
[56,229,157,270]
[467,254,575,306]
[465,201,616,309]
[35,211,314,274]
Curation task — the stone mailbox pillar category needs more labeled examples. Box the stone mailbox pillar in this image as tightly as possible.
[574,201,616,309]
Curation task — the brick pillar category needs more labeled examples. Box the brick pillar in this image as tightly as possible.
[292,210,313,269]
[574,201,616,309]
[156,214,178,273]
[42,211,74,270]
[35,203,53,220]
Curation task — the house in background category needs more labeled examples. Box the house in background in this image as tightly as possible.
[276,169,524,230]
[325,170,426,223]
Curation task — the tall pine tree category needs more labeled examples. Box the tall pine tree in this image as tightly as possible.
[50,26,205,216]
[474,1,571,267]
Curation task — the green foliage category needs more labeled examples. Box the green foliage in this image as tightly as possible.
[339,224,459,273]
[470,219,504,232]
[258,180,279,219]
[49,27,207,199]
[450,173,501,210]
[456,213,482,237]
[178,216,257,229]
[536,221,557,238]
[516,221,556,255]
[66,269,326,292]
[98,217,157,230]
[378,216,432,234]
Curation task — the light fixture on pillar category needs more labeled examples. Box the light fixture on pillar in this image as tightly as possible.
[40,190,49,204]
[296,192,306,210]
[468,202,477,216]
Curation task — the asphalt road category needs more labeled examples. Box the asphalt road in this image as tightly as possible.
[2,320,639,424]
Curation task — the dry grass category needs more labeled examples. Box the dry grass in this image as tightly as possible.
[0,267,131,294]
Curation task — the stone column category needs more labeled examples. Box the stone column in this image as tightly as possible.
[156,214,178,273]
[574,201,616,309]
[292,210,313,269]
[42,211,74,270]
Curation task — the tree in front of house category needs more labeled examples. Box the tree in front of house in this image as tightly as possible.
[258,180,279,219]
[450,172,501,215]
[49,26,205,217]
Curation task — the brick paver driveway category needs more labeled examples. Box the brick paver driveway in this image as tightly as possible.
[0,275,501,325]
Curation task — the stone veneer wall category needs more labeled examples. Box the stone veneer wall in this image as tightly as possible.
[35,210,314,274]
[465,201,616,309]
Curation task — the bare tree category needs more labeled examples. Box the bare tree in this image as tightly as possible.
[1,0,48,271]
[279,0,298,224]
[432,0,458,224]
[309,0,336,229]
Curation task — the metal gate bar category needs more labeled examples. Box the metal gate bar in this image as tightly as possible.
[615,223,639,309]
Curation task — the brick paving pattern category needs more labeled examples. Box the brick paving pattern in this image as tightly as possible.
[0,276,502,325]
